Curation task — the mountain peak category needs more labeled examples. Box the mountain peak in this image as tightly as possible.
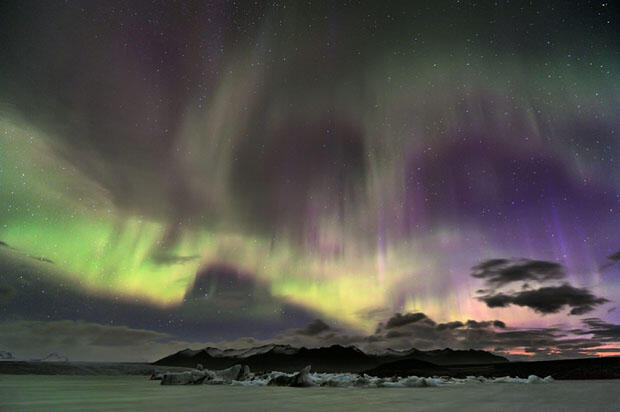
[154,344,507,372]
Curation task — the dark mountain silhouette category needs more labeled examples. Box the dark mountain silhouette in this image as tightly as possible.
[421,348,509,365]
[154,344,508,373]
[364,358,450,377]
[364,356,620,380]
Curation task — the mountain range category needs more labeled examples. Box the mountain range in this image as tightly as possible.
[154,344,508,373]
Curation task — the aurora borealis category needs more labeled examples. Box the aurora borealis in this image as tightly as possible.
[1,0,620,361]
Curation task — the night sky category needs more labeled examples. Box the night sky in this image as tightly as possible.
[1,0,620,362]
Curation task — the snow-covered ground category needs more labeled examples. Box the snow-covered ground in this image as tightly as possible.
[1,375,619,411]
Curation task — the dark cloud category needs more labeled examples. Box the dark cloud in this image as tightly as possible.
[472,258,565,288]
[385,312,435,329]
[355,307,393,321]
[600,249,620,271]
[479,284,609,315]
[588,347,620,353]
[232,312,620,361]
[296,319,332,336]
[607,250,620,261]
[472,257,610,316]
[434,320,505,331]
[579,318,620,340]
[465,320,506,329]
[385,330,411,339]
[493,320,507,329]
[373,313,508,345]
[436,321,464,331]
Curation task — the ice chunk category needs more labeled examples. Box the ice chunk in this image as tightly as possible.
[156,368,555,388]
[161,370,207,385]
[268,365,314,387]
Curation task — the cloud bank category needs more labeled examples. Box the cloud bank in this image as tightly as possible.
[473,258,609,315]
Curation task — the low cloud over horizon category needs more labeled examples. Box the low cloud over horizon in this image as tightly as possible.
[473,258,610,315]
[2,311,620,363]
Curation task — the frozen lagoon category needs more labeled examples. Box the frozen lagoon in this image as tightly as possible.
[1,374,619,411]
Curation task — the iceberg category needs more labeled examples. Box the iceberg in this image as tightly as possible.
[267,365,313,387]
[160,364,251,385]
[155,364,555,388]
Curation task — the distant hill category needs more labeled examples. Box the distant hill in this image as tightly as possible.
[414,348,509,365]
[364,356,620,380]
[154,344,508,373]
